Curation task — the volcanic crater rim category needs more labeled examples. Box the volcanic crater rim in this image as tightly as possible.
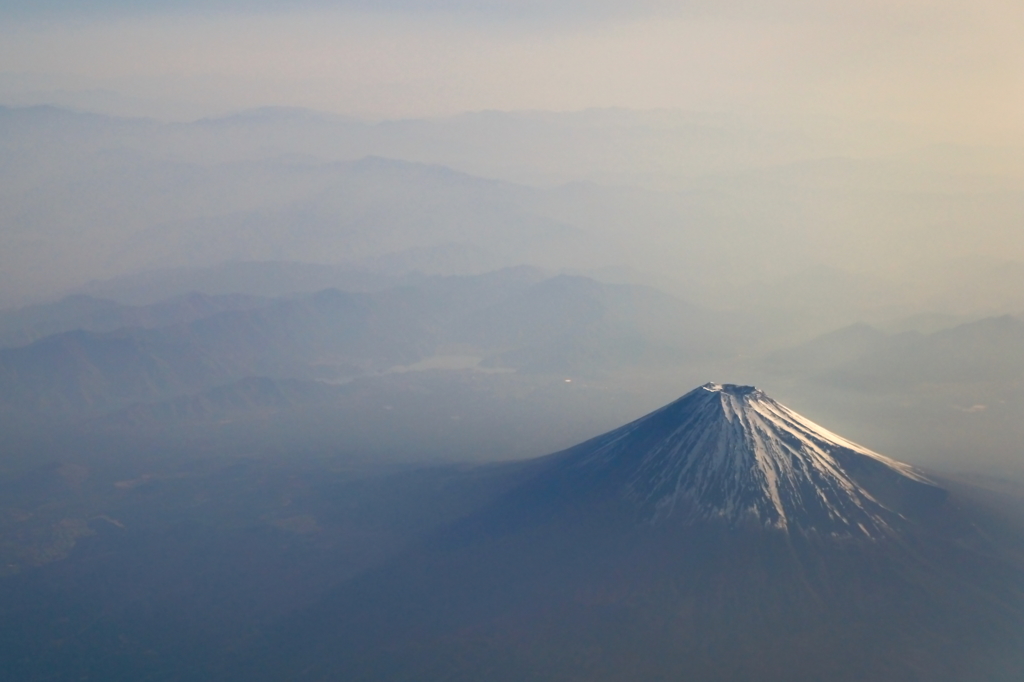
[702,382,762,396]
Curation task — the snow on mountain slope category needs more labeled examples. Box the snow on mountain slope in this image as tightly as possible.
[556,383,942,538]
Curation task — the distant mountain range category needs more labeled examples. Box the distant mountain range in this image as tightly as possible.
[4,263,1024,481]
[0,269,735,423]
[6,105,1024,325]
[766,315,1024,388]
[0,292,272,349]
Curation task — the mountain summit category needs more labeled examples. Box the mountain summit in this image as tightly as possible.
[550,382,941,537]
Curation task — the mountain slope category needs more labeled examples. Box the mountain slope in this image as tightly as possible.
[240,384,1024,682]
[540,383,942,536]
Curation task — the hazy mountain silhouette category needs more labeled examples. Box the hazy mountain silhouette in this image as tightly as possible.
[73,261,403,306]
[762,314,1024,389]
[0,292,272,350]
[0,271,731,423]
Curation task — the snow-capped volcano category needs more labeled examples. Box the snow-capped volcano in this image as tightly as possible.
[554,382,942,537]
[262,382,1024,682]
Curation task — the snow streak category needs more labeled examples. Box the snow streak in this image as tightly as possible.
[566,383,937,538]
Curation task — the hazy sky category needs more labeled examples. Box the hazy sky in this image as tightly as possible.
[2,0,1023,142]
